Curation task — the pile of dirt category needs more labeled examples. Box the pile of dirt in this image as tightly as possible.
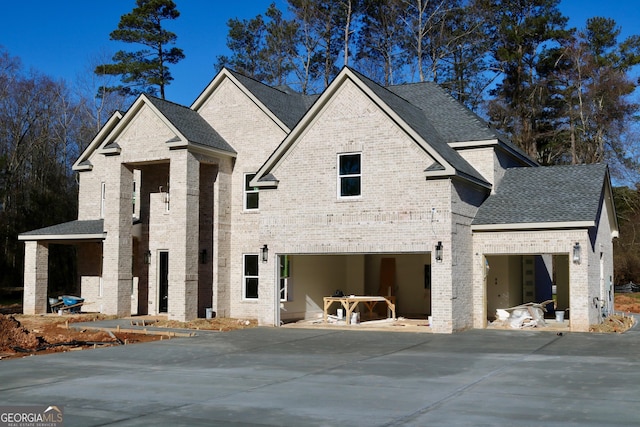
[589,314,635,333]
[0,314,162,360]
[0,314,42,351]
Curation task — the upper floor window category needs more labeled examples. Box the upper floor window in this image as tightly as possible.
[338,153,361,198]
[244,173,259,210]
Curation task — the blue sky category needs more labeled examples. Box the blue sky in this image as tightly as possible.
[1,1,639,106]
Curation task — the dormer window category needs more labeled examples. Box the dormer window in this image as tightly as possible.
[338,152,361,198]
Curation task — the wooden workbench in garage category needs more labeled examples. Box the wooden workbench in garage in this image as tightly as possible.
[323,295,396,325]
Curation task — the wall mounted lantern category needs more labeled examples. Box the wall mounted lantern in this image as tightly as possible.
[144,250,152,265]
[199,249,208,265]
[572,242,581,264]
[261,244,269,263]
[435,241,443,262]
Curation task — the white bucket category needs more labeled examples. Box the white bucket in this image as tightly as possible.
[428,316,433,326]
[555,310,565,323]
[337,308,344,319]
[351,312,359,324]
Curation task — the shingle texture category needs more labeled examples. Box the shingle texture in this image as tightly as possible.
[350,69,490,185]
[20,219,104,237]
[228,70,318,129]
[472,163,607,225]
[146,96,236,154]
[389,82,530,161]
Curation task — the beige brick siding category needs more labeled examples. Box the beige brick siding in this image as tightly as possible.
[253,80,464,327]
[472,228,606,332]
[23,241,48,314]
[197,78,289,323]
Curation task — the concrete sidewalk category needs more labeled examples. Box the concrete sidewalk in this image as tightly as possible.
[1,325,639,426]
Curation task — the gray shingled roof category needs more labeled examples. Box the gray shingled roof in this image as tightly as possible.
[228,70,318,130]
[388,82,531,161]
[349,69,490,186]
[472,164,608,226]
[146,96,236,154]
[20,220,105,239]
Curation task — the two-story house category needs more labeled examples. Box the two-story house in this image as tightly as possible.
[19,67,618,333]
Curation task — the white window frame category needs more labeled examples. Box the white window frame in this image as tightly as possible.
[100,182,106,218]
[132,169,141,219]
[279,255,290,302]
[243,254,259,300]
[242,172,260,212]
[337,152,362,199]
[244,173,259,211]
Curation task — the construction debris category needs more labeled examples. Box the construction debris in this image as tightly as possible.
[493,300,554,329]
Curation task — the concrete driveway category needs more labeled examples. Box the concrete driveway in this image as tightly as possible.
[1,324,639,426]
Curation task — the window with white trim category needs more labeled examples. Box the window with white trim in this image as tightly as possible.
[279,255,290,302]
[243,254,259,299]
[100,182,106,218]
[244,173,259,210]
[338,153,361,198]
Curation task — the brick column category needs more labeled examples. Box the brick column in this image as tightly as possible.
[168,150,200,321]
[102,163,133,316]
[212,158,232,318]
[23,241,48,314]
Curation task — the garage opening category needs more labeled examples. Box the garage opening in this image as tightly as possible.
[485,254,569,323]
[278,253,432,324]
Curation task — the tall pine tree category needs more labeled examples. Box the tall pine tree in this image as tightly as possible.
[95,0,184,99]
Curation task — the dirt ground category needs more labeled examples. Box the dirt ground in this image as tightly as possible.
[0,311,257,361]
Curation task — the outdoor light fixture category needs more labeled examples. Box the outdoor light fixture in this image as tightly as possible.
[572,242,581,264]
[435,241,443,262]
[199,249,208,265]
[144,250,151,265]
[261,244,269,263]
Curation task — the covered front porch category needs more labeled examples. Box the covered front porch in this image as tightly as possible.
[19,219,106,315]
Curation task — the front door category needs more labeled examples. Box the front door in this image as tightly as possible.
[159,251,169,313]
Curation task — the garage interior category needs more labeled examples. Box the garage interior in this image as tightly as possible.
[485,254,569,322]
[278,254,432,323]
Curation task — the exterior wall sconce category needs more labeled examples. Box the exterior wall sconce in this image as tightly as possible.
[435,241,443,262]
[199,249,208,264]
[144,250,151,265]
[261,244,269,263]
[572,242,581,264]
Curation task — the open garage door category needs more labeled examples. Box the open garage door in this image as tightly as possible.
[278,253,432,324]
[485,254,569,322]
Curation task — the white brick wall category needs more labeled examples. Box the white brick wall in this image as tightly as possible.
[248,80,472,327]
[472,228,608,332]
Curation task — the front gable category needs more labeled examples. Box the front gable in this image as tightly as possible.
[193,68,290,134]
[252,68,487,190]
[109,100,181,163]
[256,76,444,210]
[72,111,123,171]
